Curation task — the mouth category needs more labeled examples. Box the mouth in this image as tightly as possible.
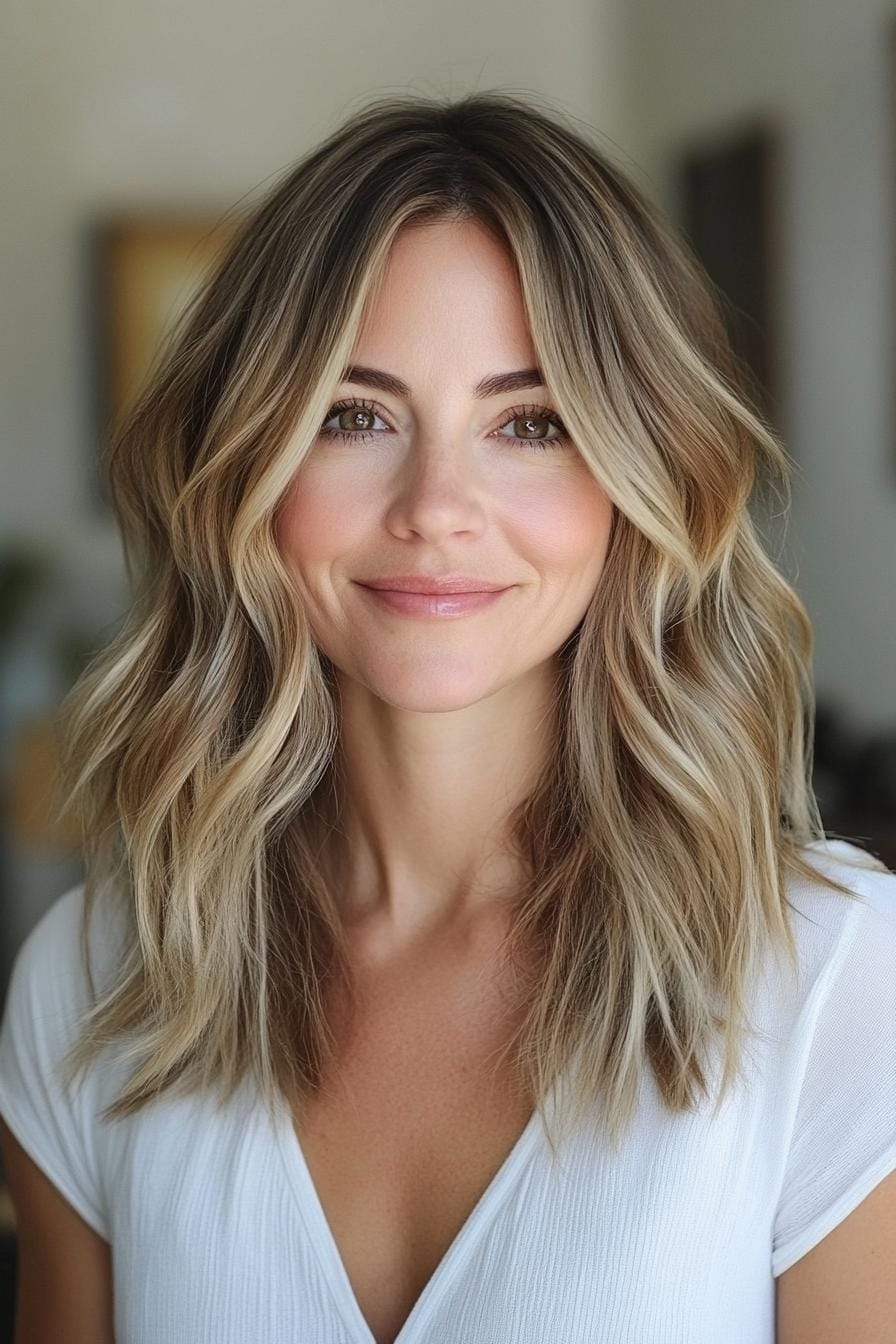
[358,575,509,594]
[355,583,511,618]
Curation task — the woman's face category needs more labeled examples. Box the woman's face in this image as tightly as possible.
[276,217,615,712]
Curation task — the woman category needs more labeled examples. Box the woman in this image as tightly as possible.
[0,91,894,1344]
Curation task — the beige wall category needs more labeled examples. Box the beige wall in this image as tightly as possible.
[626,0,896,729]
[2,0,892,736]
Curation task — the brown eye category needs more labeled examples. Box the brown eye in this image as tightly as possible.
[319,399,389,442]
[511,413,551,439]
[336,406,375,432]
[495,404,569,452]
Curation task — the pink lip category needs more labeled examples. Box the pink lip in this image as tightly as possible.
[358,575,509,594]
[356,584,509,617]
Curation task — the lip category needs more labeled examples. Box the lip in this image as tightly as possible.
[355,584,510,618]
[358,575,509,594]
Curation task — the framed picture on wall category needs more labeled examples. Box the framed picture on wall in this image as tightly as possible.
[673,121,782,436]
[91,212,238,511]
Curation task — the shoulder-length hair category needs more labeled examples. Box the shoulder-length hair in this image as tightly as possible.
[56,90,886,1156]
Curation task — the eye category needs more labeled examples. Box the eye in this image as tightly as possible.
[319,398,388,444]
[492,404,569,452]
[318,397,570,451]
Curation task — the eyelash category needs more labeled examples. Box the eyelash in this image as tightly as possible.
[319,397,569,452]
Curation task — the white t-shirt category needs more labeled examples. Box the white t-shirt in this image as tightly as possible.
[0,837,894,1344]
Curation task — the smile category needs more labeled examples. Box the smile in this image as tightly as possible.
[355,584,510,617]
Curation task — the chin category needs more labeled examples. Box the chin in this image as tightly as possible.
[362,666,507,713]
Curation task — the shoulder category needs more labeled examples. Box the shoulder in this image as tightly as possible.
[0,881,132,1245]
[1,878,132,1087]
[745,837,896,1106]
[4,884,88,1031]
[773,843,896,1332]
[12,881,88,974]
[766,840,896,1275]
[787,836,896,908]
[785,837,896,924]
[8,879,130,1000]
[778,838,896,995]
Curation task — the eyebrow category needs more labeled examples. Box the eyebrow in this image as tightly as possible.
[340,364,546,399]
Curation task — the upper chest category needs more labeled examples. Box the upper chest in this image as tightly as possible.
[288,915,539,1343]
[108,1030,778,1344]
[104,914,785,1344]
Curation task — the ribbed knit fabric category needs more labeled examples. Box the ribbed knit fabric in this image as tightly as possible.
[1,837,894,1343]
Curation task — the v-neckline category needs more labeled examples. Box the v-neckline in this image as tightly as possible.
[271,1074,561,1344]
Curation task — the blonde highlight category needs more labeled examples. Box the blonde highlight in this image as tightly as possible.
[54,89,887,1159]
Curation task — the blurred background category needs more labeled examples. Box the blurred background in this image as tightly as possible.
[1,0,895,1331]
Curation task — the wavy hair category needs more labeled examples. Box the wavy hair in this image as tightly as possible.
[55,89,888,1156]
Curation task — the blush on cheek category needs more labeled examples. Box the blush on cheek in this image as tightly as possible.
[277,479,348,560]
[276,467,380,597]
[518,479,614,571]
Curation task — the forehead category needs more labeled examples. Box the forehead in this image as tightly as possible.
[353,219,538,375]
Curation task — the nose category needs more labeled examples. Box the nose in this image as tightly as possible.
[383,443,488,542]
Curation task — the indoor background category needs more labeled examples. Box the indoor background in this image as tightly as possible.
[1,0,895,1330]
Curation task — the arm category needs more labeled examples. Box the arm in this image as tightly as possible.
[0,1116,115,1344]
[776,1166,896,1344]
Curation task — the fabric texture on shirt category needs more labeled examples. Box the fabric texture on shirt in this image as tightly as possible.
[0,837,894,1344]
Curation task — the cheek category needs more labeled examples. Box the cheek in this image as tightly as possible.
[276,464,371,568]
[514,472,614,581]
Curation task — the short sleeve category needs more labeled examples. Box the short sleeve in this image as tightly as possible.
[0,884,111,1240]
[771,861,896,1276]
